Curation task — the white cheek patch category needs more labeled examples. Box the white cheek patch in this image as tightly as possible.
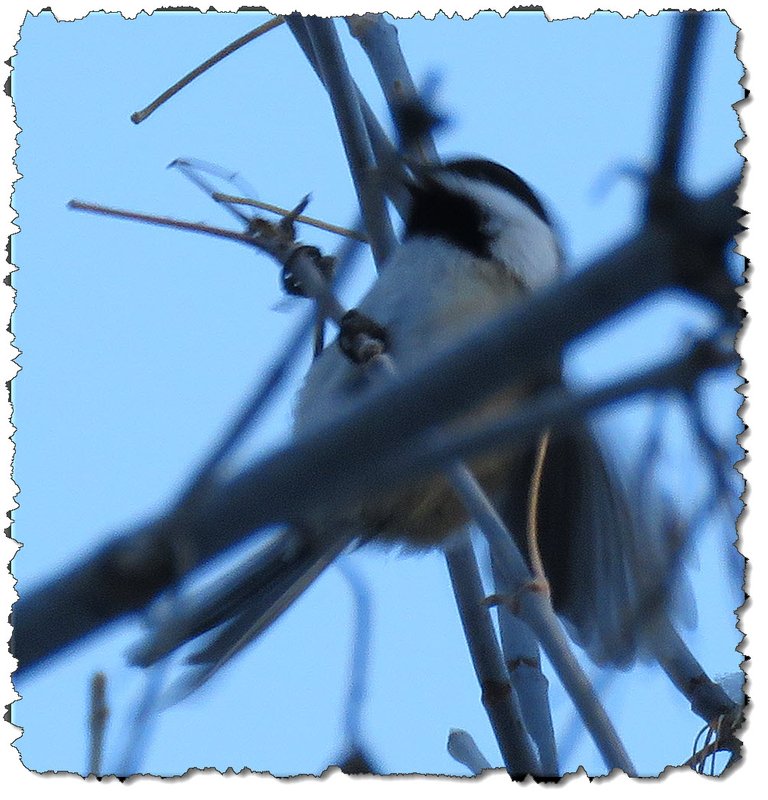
[488,212,562,291]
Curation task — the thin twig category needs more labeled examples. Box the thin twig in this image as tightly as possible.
[526,430,551,583]
[68,200,260,247]
[169,159,253,225]
[131,16,286,124]
[685,715,740,774]
[684,389,740,506]
[87,671,109,777]
[213,192,367,241]
[68,198,348,324]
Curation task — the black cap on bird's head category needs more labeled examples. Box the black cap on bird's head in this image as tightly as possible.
[402,157,556,280]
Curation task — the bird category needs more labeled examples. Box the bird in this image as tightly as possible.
[131,157,668,697]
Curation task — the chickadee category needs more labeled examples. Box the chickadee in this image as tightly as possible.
[134,158,654,686]
[295,159,563,545]
[294,158,645,658]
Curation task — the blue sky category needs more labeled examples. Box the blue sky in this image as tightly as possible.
[10,8,744,778]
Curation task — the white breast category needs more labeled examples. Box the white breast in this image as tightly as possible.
[294,236,538,433]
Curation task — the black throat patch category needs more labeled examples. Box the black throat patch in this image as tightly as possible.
[404,178,492,258]
[404,159,549,257]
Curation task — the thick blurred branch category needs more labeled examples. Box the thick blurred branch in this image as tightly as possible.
[12,180,740,674]
[657,12,706,182]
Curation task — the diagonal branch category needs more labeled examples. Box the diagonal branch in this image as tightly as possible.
[448,464,636,775]
[13,180,740,674]
[131,15,286,124]
[491,555,559,776]
[292,16,396,268]
[286,14,411,220]
[445,534,541,777]
[346,13,440,163]
[657,12,707,182]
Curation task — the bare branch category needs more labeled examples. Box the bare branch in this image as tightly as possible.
[337,558,373,757]
[445,534,540,777]
[447,728,492,775]
[346,14,440,163]
[131,16,286,124]
[651,619,741,730]
[298,16,397,268]
[286,14,411,220]
[68,198,348,324]
[68,199,262,247]
[493,588,559,776]
[87,672,109,777]
[117,645,172,775]
[449,464,636,775]
[657,12,707,182]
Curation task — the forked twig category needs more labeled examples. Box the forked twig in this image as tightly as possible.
[686,713,740,774]
[68,200,259,247]
[131,16,286,124]
[213,192,367,241]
